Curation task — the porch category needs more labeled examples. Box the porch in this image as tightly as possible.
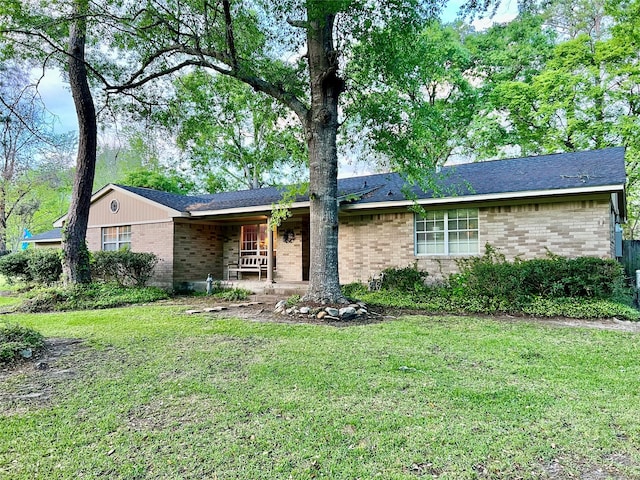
[172,213,310,289]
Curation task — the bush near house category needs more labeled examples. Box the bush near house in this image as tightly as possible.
[0,249,62,285]
[347,247,638,320]
[91,250,159,287]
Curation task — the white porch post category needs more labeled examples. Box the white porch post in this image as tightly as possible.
[267,218,274,283]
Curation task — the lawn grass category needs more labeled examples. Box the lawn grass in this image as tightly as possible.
[1,307,639,479]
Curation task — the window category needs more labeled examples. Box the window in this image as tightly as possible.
[102,225,131,251]
[415,209,478,255]
[240,224,277,256]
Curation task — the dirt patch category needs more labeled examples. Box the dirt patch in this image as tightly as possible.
[163,295,640,333]
[0,338,86,413]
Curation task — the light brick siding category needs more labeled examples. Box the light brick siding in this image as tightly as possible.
[338,196,614,284]
[482,198,611,260]
[222,227,241,279]
[275,219,304,282]
[173,222,225,285]
[86,221,175,288]
[339,212,415,284]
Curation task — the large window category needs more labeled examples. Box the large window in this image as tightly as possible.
[102,225,131,251]
[415,209,478,255]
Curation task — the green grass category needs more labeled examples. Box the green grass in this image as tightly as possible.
[1,307,640,479]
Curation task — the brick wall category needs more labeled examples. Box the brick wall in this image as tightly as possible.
[276,219,303,282]
[173,222,225,284]
[86,221,175,288]
[338,196,613,284]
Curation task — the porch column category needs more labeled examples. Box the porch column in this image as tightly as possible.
[267,218,274,283]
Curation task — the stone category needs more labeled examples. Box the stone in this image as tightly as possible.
[339,307,357,320]
[286,307,295,315]
[299,306,310,314]
[275,300,287,313]
[35,361,49,370]
[324,316,340,321]
[349,304,361,309]
[325,307,339,317]
[356,308,368,316]
[185,309,203,315]
[316,311,327,319]
[19,348,33,359]
[204,306,227,312]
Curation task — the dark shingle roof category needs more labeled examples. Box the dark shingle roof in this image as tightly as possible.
[115,147,626,213]
[351,146,626,205]
[26,228,62,242]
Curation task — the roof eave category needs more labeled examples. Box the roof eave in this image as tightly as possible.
[189,201,311,217]
[340,184,626,211]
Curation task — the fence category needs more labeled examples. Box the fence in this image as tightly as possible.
[622,240,640,285]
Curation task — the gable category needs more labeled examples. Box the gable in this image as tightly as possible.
[88,189,175,226]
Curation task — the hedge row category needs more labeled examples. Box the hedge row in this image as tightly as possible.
[0,249,158,287]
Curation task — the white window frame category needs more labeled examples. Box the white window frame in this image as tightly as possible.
[240,224,277,257]
[414,208,479,256]
[101,225,132,251]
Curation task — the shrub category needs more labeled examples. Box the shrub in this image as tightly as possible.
[454,245,631,303]
[19,283,169,312]
[379,263,428,293]
[342,282,367,299]
[92,250,159,286]
[0,251,33,283]
[0,323,45,364]
[285,294,301,307]
[27,249,62,285]
[213,288,252,302]
[0,249,63,285]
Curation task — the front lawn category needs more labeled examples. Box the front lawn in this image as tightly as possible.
[1,307,639,479]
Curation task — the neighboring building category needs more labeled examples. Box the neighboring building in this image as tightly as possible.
[29,147,627,289]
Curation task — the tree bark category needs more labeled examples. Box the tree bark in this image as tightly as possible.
[62,0,97,284]
[302,7,347,304]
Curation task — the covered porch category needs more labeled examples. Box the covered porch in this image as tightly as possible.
[171,212,310,291]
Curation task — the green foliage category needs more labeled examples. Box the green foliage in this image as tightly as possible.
[91,250,159,287]
[285,294,301,307]
[522,297,640,320]
[18,283,169,313]
[212,288,252,302]
[163,71,307,191]
[379,263,428,293]
[454,245,630,303]
[25,249,62,285]
[0,322,45,364]
[346,19,479,175]
[0,249,62,285]
[343,248,636,320]
[121,168,195,195]
[0,251,32,283]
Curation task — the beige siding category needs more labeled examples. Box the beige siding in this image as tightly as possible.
[88,190,173,226]
[338,196,614,284]
[173,222,225,285]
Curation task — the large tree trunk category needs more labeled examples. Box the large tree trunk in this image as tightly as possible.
[302,8,347,304]
[62,0,97,284]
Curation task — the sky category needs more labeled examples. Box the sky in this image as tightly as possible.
[32,0,518,172]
